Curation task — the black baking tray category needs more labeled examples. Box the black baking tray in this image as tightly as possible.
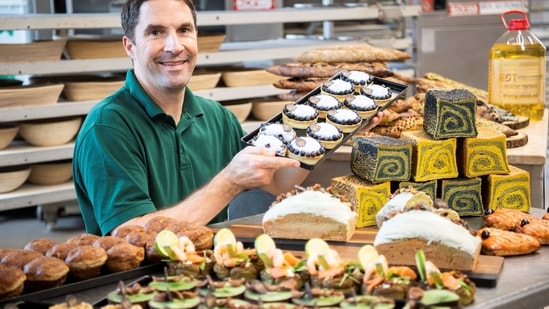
[241,74,408,170]
[0,263,164,307]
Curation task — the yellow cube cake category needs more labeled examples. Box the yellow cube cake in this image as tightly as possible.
[440,177,483,216]
[400,130,459,182]
[483,165,531,213]
[331,175,391,227]
[458,125,510,178]
[398,180,437,202]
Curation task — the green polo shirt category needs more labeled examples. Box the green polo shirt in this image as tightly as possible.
[73,70,246,235]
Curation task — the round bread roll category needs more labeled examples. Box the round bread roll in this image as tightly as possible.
[23,256,69,292]
[65,245,107,281]
[1,249,43,269]
[0,248,20,260]
[23,238,57,255]
[46,242,79,260]
[124,229,153,248]
[104,242,145,273]
[175,223,214,251]
[93,235,127,251]
[0,264,26,300]
[66,233,101,246]
[111,224,147,239]
[144,216,179,233]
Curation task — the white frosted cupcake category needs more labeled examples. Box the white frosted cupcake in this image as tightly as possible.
[282,103,319,129]
[344,94,379,119]
[287,136,326,166]
[252,134,287,157]
[363,83,392,106]
[307,94,342,119]
[341,70,373,93]
[306,122,343,149]
[326,108,362,133]
[320,79,354,102]
[258,122,296,144]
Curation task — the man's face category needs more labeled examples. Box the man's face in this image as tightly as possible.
[124,0,198,93]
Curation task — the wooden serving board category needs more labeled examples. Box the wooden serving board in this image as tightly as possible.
[227,224,504,288]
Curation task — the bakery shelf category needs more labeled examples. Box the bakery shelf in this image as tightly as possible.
[0,101,96,122]
[0,142,74,168]
[0,181,76,212]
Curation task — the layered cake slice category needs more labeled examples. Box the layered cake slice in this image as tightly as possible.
[423,88,477,139]
[483,165,531,213]
[458,125,510,178]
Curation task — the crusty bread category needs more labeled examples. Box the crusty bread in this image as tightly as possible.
[104,242,145,273]
[0,264,25,300]
[23,238,57,255]
[23,256,69,292]
[64,245,107,280]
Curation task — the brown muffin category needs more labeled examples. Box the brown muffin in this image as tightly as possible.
[144,216,179,233]
[175,223,214,251]
[66,233,101,246]
[145,234,162,264]
[23,256,69,292]
[23,237,58,255]
[46,242,79,260]
[104,242,145,273]
[0,248,20,260]
[0,263,26,300]
[124,229,154,248]
[111,224,147,239]
[1,249,43,269]
[93,235,127,251]
[64,245,107,281]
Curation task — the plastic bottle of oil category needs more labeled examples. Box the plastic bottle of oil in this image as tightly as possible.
[488,10,546,121]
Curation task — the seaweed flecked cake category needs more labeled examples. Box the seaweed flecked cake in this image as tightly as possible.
[398,180,437,202]
[350,136,412,184]
[330,175,391,227]
[483,165,531,213]
[458,125,510,178]
[400,130,459,182]
[423,88,478,139]
[440,177,484,216]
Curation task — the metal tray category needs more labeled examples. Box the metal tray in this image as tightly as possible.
[241,74,408,170]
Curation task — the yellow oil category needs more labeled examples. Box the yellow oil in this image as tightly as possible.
[488,43,546,121]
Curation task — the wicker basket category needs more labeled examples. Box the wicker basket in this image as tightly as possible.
[251,98,292,121]
[0,39,66,62]
[65,37,126,59]
[19,117,83,147]
[188,71,221,91]
[198,34,225,52]
[222,69,281,87]
[0,125,19,150]
[63,79,125,101]
[0,166,31,194]
[222,101,253,123]
[0,84,64,109]
[28,160,73,185]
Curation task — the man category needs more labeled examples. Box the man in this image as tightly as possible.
[73,0,384,235]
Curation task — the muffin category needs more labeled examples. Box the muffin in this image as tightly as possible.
[251,134,287,157]
[145,235,163,264]
[307,94,342,119]
[93,235,127,251]
[66,233,101,246]
[111,224,147,239]
[282,103,318,129]
[363,83,392,106]
[326,109,363,133]
[124,228,154,249]
[23,237,58,255]
[341,70,374,93]
[320,79,354,102]
[0,263,26,300]
[104,242,145,273]
[145,216,179,234]
[46,242,79,261]
[258,122,296,144]
[1,249,43,269]
[65,245,108,280]
[287,136,326,166]
[174,223,214,251]
[23,256,69,292]
[344,94,379,119]
[306,122,344,150]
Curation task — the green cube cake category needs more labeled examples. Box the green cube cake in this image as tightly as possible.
[424,88,478,139]
[440,177,483,216]
[351,136,412,184]
[398,179,437,201]
[483,165,530,213]
[458,125,510,178]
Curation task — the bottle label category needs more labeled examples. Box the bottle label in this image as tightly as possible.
[489,57,546,104]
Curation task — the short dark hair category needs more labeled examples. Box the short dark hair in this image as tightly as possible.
[121,0,197,41]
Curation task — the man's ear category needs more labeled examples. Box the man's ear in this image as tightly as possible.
[122,36,134,58]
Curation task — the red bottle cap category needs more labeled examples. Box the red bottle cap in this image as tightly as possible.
[501,10,530,30]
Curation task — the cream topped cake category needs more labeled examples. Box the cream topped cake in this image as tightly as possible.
[374,209,482,271]
[258,122,296,144]
[326,108,362,133]
[344,94,378,119]
[307,94,342,118]
[306,122,343,149]
[252,134,287,157]
[282,104,319,129]
[262,186,357,241]
[363,84,392,104]
[321,79,354,102]
[287,136,325,165]
[341,70,373,93]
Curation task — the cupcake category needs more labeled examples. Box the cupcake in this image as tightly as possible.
[321,79,354,102]
[344,94,379,119]
[306,122,343,150]
[341,70,373,93]
[282,104,319,129]
[23,256,69,292]
[326,109,362,133]
[363,83,392,106]
[64,245,108,281]
[287,136,326,166]
[307,94,342,118]
[258,122,296,144]
[0,264,26,300]
[252,134,288,157]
